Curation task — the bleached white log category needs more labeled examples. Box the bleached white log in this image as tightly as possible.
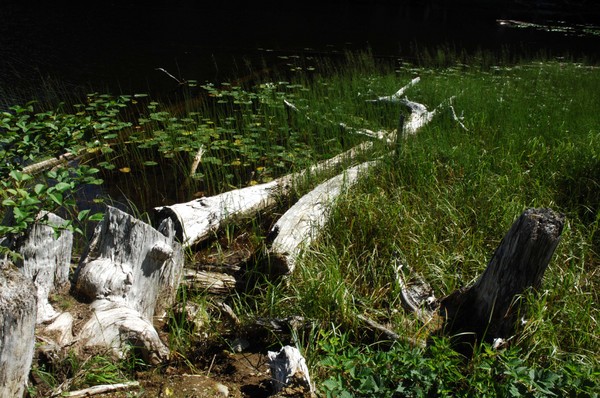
[268,345,314,395]
[0,260,37,398]
[17,211,72,324]
[400,98,439,135]
[154,141,372,248]
[267,161,377,274]
[73,206,183,363]
[366,77,421,103]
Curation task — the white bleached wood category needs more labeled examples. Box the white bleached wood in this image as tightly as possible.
[63,381,140,397]
[43,311,75,347]
[268,345,314,395]
[17,212,72,324]
[78,301,169,364]
[366,77,421,103]
[73,206,183,363]
[154,141,372,248]
[0,260,37,398]
[267,161,377,274]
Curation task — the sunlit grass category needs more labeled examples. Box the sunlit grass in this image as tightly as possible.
[3,49,599,395]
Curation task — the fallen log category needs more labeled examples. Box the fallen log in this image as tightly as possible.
[439,208,564,345]
[266,160,377,274]
[154,141,373,248]
[0,260,37,398]
[72,206,184,363]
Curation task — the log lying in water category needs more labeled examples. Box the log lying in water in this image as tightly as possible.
[154,141,372,248]
[72,206,184,363]
[0,260,37,398]
[439,208,565,344]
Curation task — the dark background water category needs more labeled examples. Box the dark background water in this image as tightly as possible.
[2,1,600,107]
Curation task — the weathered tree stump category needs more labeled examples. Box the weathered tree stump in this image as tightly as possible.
[439,208,565,344]
[0,260,37,398]
[15,212,73,324]
[73,206,184,363]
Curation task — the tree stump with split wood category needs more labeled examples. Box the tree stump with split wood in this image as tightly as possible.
[73,206,184,364]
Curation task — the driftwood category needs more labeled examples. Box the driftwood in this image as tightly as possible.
[183,269,237,294]
[154,141,372,248]
[266,83,448,275]
[153,78,441,251]
[0,260,37,398]
[16,212,73,324]
[268,345,314,396]
[439,208,564,344]
[266,161,377,274]
[72,206,184,363]
[63,381,140,397]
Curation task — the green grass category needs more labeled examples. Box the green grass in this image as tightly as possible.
[3,51,599,395]
[231,56,600,395]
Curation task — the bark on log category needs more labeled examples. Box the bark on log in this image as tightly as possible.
[0,260,37,398]
[16,212,73,324]
[154,141,372,248]
[439,208,564,344]
[266,160,377,275]
[183,269,238,295]
[268,345,314,396]
[73,206,184,363]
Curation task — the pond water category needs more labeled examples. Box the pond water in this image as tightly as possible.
[2,1,600,214]
[2,1,600,106]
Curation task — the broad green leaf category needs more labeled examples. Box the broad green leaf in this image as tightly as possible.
[48,192,63,206]
[77,209,91,221]
[34,184,46,195]
[54,182,72,192]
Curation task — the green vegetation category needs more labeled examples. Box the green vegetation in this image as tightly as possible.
[2,51,599,396]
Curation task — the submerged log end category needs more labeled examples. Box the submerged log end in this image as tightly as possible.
[439,208,565,344]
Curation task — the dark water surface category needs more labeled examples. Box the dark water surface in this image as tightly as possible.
[2,2,600,106]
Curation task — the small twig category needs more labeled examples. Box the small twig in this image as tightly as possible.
[62,381,140,397]
[366,77,421,103]
[338,123,394,143]
[156,67,186,85]
[189,145,205,176]
[357,314,425,348]
[449,97,469,131]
